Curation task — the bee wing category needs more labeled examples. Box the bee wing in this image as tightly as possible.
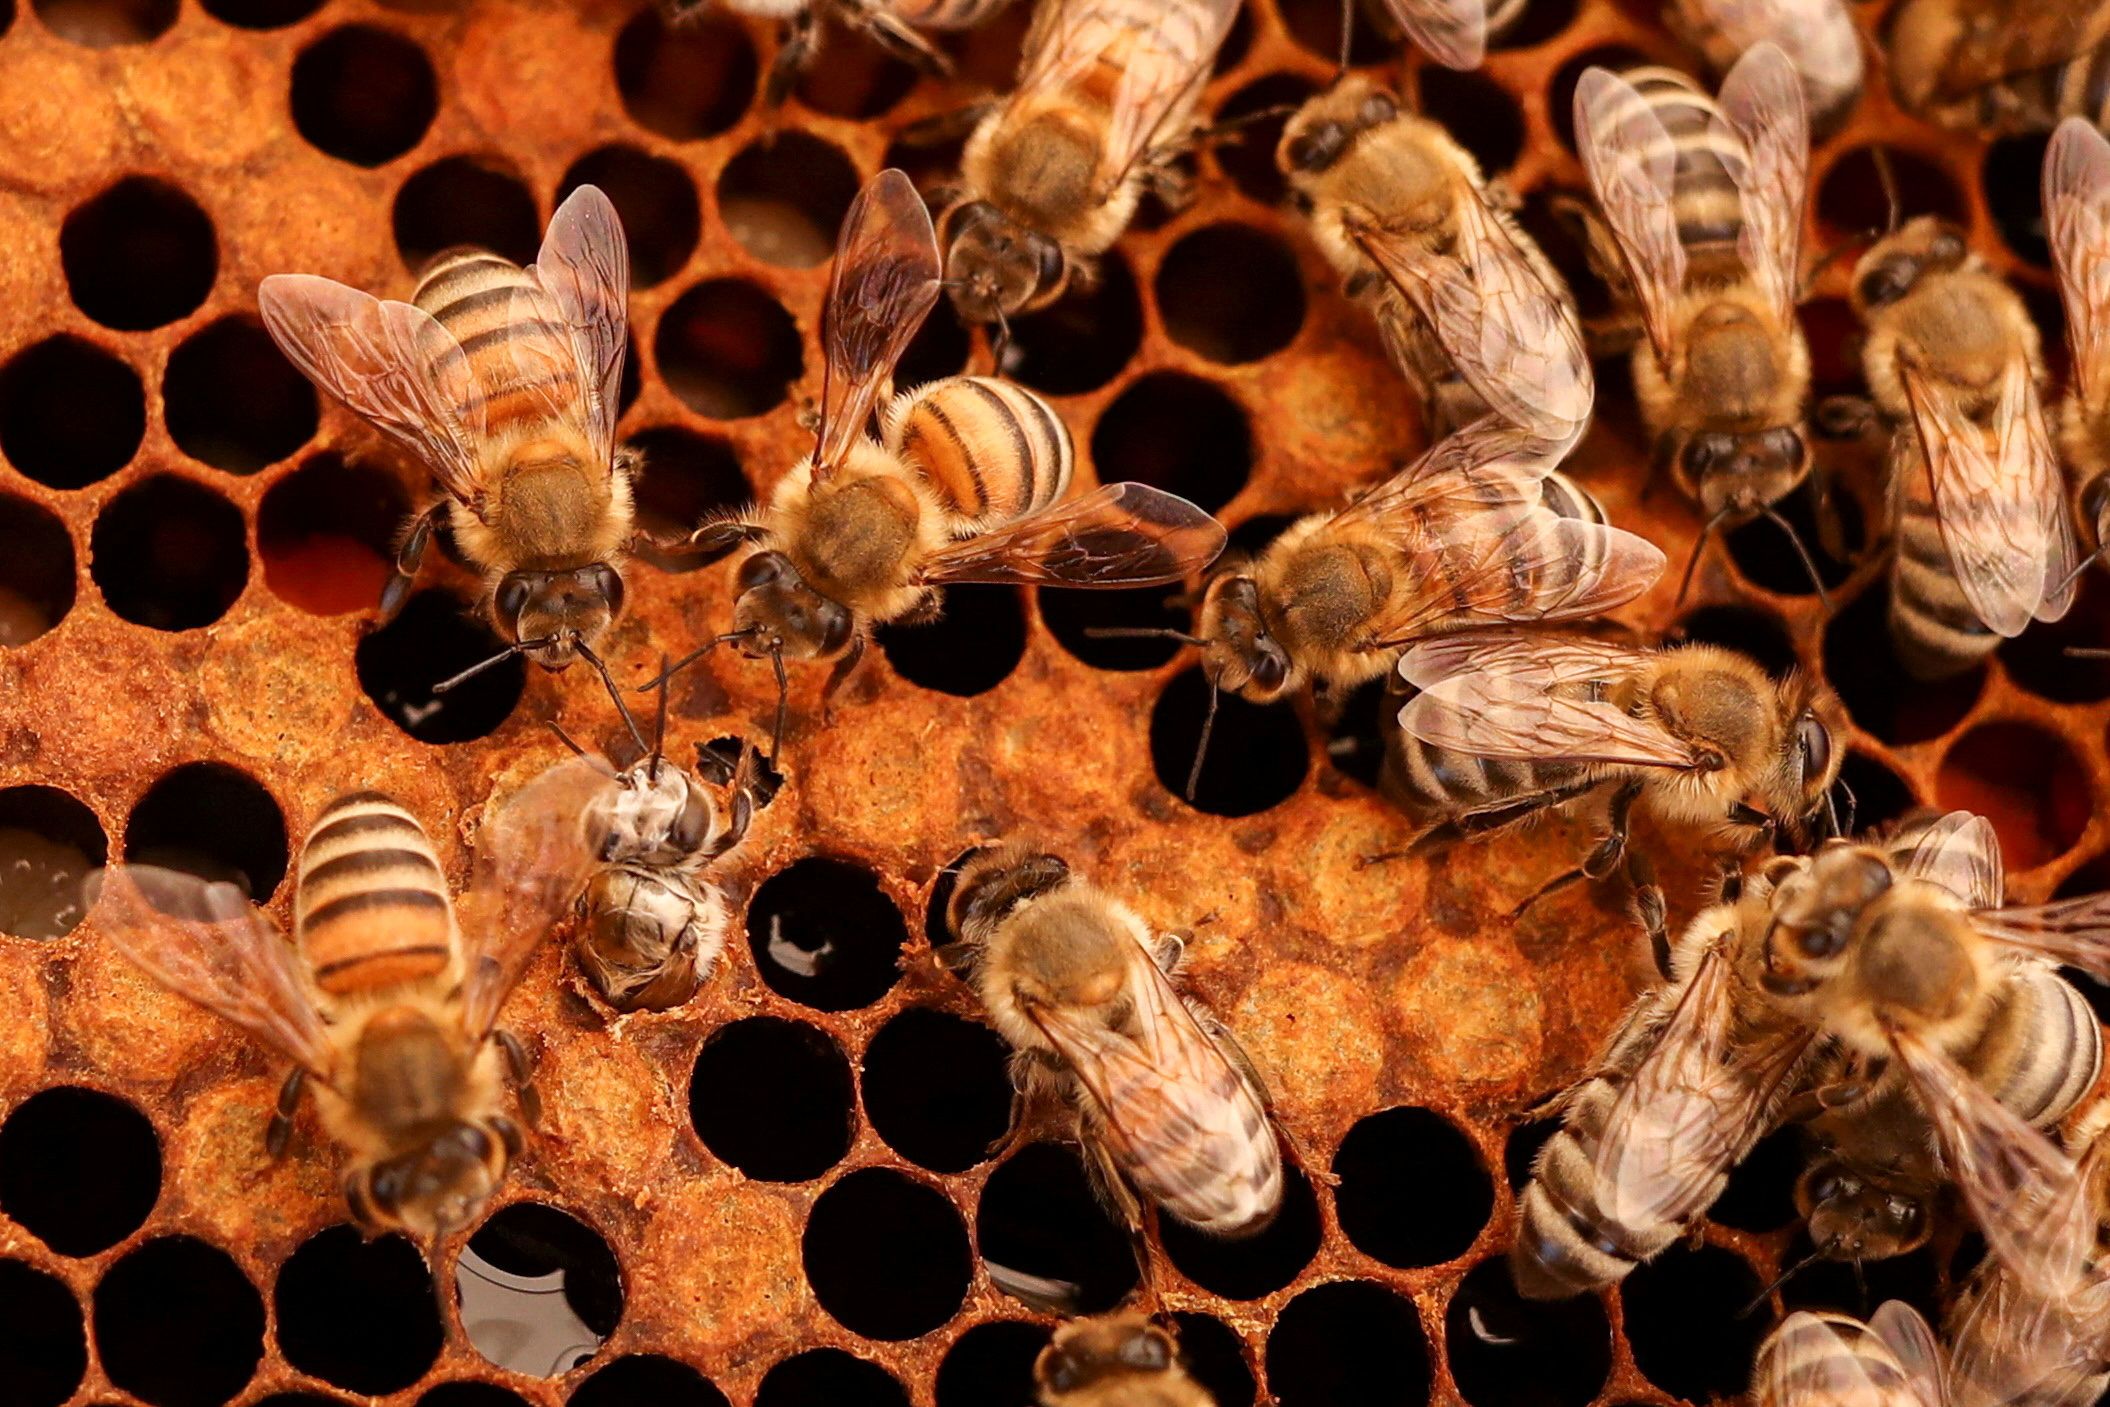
[1902,359,2078,636]
[1971,892,2110,982]
[1758,1314,1885,1407]
[526,184,631,470]
[1396,632,1707,769]
[1331,419,1562,533]
[1371,0,1486,69]
[815,169,942,479]
[1869,1301,1949,1407]
[1948,1264,2110,1407]
[1713,42,1809,325]
[1896,810,2004,909]
[2045,118,2110,408]
[455,758,611,1040]
[1674,0,1863,102]
[84,866,336,1079]
[257,274,489,513]
[917,481,1227,587]
[1573,65,1688,367]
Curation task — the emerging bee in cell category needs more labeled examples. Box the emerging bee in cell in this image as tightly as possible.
[1660,0,1866,139]
[1752,1302,1947,1407]
[1885,0,2110,136]
[657,0,1017,107]
[945,847,1284,1241]
[1035,1312,1216,1407]
[85,766,606,1258]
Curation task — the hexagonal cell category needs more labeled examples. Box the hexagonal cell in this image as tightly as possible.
[1935,721,2091,870]
[1446,1257,1611,1407]
[688,1016,856,1181]
[164,318,318,474]
[0,1086,159,1256]
[1150,666,1309,816]
[92,1235,265,1407]
[393,157,541,271]
[793,17,918,117]
[61,177,217,330]
[1092,372,1253,516]
[935,1321,1049,1407]
[1332,1106,1494,1268]
[802,1168,971,1340]
[417,1385,531,1407]
[626,427,751,573]
[1000,254,1143,396]
[977,1141,1140,1314]
[1265,1280,1430,1407]
[745,857,907,1010]
[274,1227,440,1395]
[0,494,76,646]
[460,1203,623,1376]
[1040,580,1192,672]
[2000,575,2110,705]
[1818,146,1967,239]
[860,1006,1013,1173]
[0,785,106,939]
[200,0,318,28]
[1822,582,1983,746]
[569,1355,729,1407]
[718,132,862,269]
[124,762,288,900]
[1619,1243,1767,1401]
[0,1259,87,1407]
[1983,132,2052,267]
[1719,483,1858,601]
[1548,45,1653,153]
[657,279,804,419]
[89,475,249,632]
[614,8,757,142]
[0,336,146,489]
[876,585,1028,696]
[1416,67,1525,175]
[256,454,406,616]
[32,0,173,45]
[1157,225,1306,365]
[755,1349,908,1407]
[1777,1231,1942,1325]
[354,589,526,745]
[1211,73,1321,207]
[1674,603,1799,680]
[1707,1126,1804,1234]
[561,147,703,287]
[1277,0,1388,65]
[1836,748,1919,835]
[290,26,438,167]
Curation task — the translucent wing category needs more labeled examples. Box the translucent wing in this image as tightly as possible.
[1373,0,1486,69]
[1330,419,1565,537]
[1397,632,1707,769]
[456,758,611,1039]
[1757,1314,1872,1407]
[1972,892,2110,983]
[85,866,336,1078]
[1948,1263,2110,1407]
[1715,42,1809,324]
[2045,117,2110,408]
[1573,66,1688,366]
[918,482,1227,586]
[1870,1301,1949,1407]
[257,274,488,511]
[527,184,631,470]
[815,169,941,479]
[1895,810,2004,909]
[1672,0,1864,116]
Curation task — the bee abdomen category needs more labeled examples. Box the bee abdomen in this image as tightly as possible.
[1755,1312,1915,1407]
[1888,483,1999,678]
[887,376,1074,528]
[1383,723,1580,828]
[412,249,579,435]
[1103,1051,1282,1236]
[885,0,1009,25]
[1622,67,1747,261]
[296,793,456,996]
[1511,1076,1681,1298]
[1974,965,2102,1128]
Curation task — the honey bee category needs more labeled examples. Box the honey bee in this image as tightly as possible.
[945,847,1284,1238]
[1662,0,1867,139]
[2047,117,2110,579]
[1885,0,2110,135]
[661,170,1226,728]
[1837,215,2078,678]
[1277,74,1594,449]
[671,0,1017,107]
[1753,1303,1949,1407]
[85,767,605,1253]
[1035,1313,1214,1407]
[1570,45,1825,595]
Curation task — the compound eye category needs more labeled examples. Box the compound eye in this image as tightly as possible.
[1931,229,1966,264]
[1885,1196,1926,1235]
[1118,1331,1173,1372]
[1030,235,1065,289]
[494,573,535,632]
[368,1159,409,1212]
[1358,89,1399,126]
[672,786,711,851]
[1858,261,1914,307]
[1770,427,1810,470]
[1796,918,1849,959]
[1285,121,1348,172]
[588,563,625,618]
[736,552,785,592]
[1797,713,1833,784]
[1684,434,1731,474]
[1251,650,1288,693]
[816,599,854,655]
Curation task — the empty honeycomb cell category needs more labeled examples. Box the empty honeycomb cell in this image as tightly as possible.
[656,279,804,419]
[89,474,249,630]
[60,178,217,331]
[1502,1115,1559,1192]
[1548,45,1651,153]
[462,1203,624,1375]
[0,336,147,490]
[1673,604,1799,680]
[688,1016,856,1181]
[256,454,407,616]
[859,1006,1013,1173]
[894,307,972,389]
[794,22,918,118]
[1821,583,1984,745]
[353,589,526,744]
[934,1320,1049,1407]
[1158,225,1307,365]
[30,0,172,45]
[1982,132,2052,266]
[1212,74,1321,207]
[614,8,757,142]
[1040,581,1191,672]
[718,132,863,270]
[392,157,542,271]
[124,761,289,899]
[1278,0,1388,65]
[626,427,750,573]
[755,1349,909,1407]
[560,147,702,288]
[1620,1243,1767,1401]
[569,1354,729,1407]
[1706,1126,1803,1234]
[1777,1231,1942,1325]
[2000,578,2110,703]
[1265,1280,1431,1407]
[1800,297,1864,396]
[164,319,318,474]
[0,495,76,646]
[1172,1312,1258,1407]
[416,1384,532,1407]
[1817,146,1968,239]
[1332,1105,1494,1269]
[0,785,107,939]
[253,1395,353,1407]
[1834,749,1915,837]
[273,1227,441,1395]
[801,1167,972,1340]
[199,0,318,29]
[1323,676,1390,786]
[1935,721,2091,870]
[1416,67,1525,175]
[1159,1161,1322,1300]
[93,1236,265,1407]
[744,856,907,1010]
[0,1259,87,1407]
[1447,1257,1612,1407]
[1000,254,1144,396]
[1213,1,1254,71]
[976,1141,1142,1315]
[1150,666,1310,816]
[875,585,1028,696]
[923,843,987,951]
[1720,486,1859,601]
[1092,372,1252,515]
[0,1086,160,1256]
[290,26,439,167]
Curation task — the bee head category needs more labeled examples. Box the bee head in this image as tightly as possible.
[1767,680,1846,852]
[1036,1315,1175,1396]
[731,550,854,661]
[1849,217,1967,315]
[593,759,715,867]
[946,847,1071,946]
[1797,1160,1931,1261]
[1198,574,1292,701]
[354,1118,516,1245]
[940,200,1066,325]
[495,563,626,671]
[1681,427,1813,523]
[1761,842,1891,995]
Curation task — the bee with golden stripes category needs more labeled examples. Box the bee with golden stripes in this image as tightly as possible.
[1035,1313,1216,1407]
[662,170,1225,731]
[681,0,1018,107]
[945,847,1284,1239]
[2047,118,2110,583]
[86,767,605,1253]
[1663,0,1866,139]
[1753,1303,1949,1407]
[1886,0,2110,134]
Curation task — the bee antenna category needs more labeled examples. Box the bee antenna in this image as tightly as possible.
[1672,505,1738,609]
[1872,145,1901,236]
[990,304,1013,369]
[1760,506,1834,612]
[1739,1238,1832,1317]
[573,640,651,762]
[767,639,790,770]
[1831,772,1857,838]
[431,636,556,695]
[2053,543,2109,599]
[649,652,671,782]
[638,627,759,692]
[1185,673,1221,803]
[1083,626,1207,645]
[2069,646,2110,659]
[1336,0,1354,77]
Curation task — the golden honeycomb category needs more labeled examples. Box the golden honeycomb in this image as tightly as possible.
[0,0,2104,1404]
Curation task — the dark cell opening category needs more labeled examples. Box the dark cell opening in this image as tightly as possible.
[561,147,702,287]
[861,1007,1013,1172]
[627,427,750,574]
[1777,1233,1942,1326]
[794,16,917,117]
[924,843,990,954]
[0,495,76,647]
[1821,583,1983,745]
[894,304,971,390]
[688,1017,855,1181]
[1159,226,1306,364]
[876,585,1027,696]
[1212,73,1322,207]
[1936,722,2090,871]
[1265,1280,1430,1407]
[1491,0,1578,47]
[1150,666,1309,817]
[32,0,173,45]
[1333,1106,1494,1268]
[257,453,406,616]
[93,1236,265,1407]
[1620,1243,1768,1400]
[61,178,216,331]
[165,319,317,474]
[1837,750,1917,835]
[1093,372,1252,515]
[999,254,1143,396]
[1801,297,1864,396]
[291,26,438,167]
[1173,1312,1257,1407]
[2001,575,2110,704]
[392,157,541,271]
[755,1350,908,1407]
[614,9,757,142]
[718,132,862,269]
[0,1259,87,1407]
[935,1321,1050,1407]
[254,1395,355,1407]
[0,336,145,489]
[125,762,288,901]
[462,1203,623,1375]
[416,1385,532,1407]
[90,475,248,632]
[1418,67,1525,174]
[1708,1126,1804,1234]
[1324,676,1390,787]
[200,0,319,28]
[1042,581,1191,672]
[1278,0,1388,65]
[569,1355,729,1407]
[354,589,525,744]
[1447,1257,1611,1407]
[1503,1115,1559,1192]
[274,1227,440,1395]
[976,1141,1141,1315]
[1549,46,1651,153]
[745,857,906,1010]
[1674,604,1799,680]
[802,1168,971,1340]
[1160,1161,1322,1299]
[1229,513,1296,557]
[1817,146,1967,238]
[1983,133,2052,267]
[1720,481,1860,600]
[0,785,106,939]
[1212,0,1253,70]
[657,279,803,419]
[0,1086,160,1256]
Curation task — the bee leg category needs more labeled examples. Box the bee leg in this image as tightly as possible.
[266,1066,307,1160]
[1813,394,1878,441]
[380,502,445,624]
[841,0,953,75]
[1775,1066,1879,1124]
[763,5,819,108]
[1625,850,1671,980]
[893,102,997,150]
[495,1028,542,1130]
[819,635,869,721]
[344,1169,381,1232]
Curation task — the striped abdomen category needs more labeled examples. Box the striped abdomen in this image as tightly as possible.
[1966,963,2102,1129]
[886,376,1074,529]
[1755,1311,1926,1407]
[1928,41,2110,133]
[1886,429,2000,679]
[886,0,1011,25]
[296,793,457,997]
[1620,66,1750,278]
[413,250,579,438]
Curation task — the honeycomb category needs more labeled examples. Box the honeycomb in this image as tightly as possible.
[0,0,2104,1403]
